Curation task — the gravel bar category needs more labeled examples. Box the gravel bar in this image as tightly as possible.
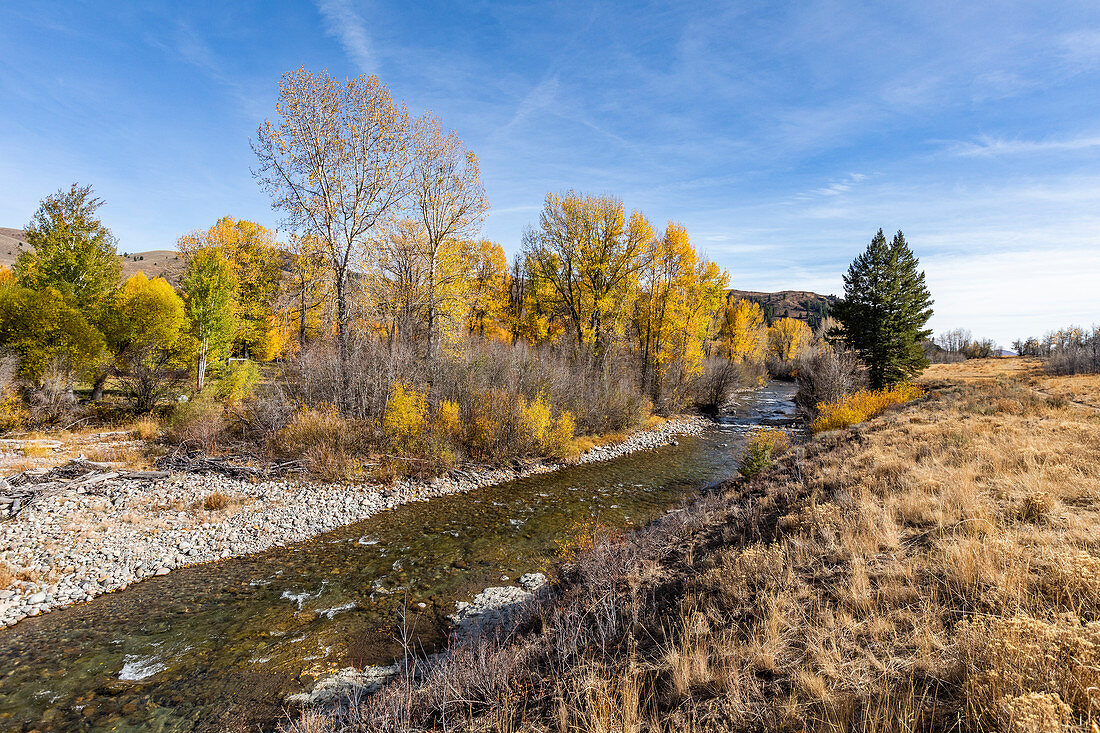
[0,416,706,627]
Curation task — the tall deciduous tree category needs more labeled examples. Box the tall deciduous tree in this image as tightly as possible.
[464,239,509,340]
[0,284,104,385]
[524,192,653,360]
[181,248,237,391]
[282,232,331,351]
[719,298,767,363]
[833,229,933,388]
[767,317,812,363]
[15,183,121,313]
[178,217,284,361]
[634,222,727,401]
[410,114,489,357]
[253,67,412,404]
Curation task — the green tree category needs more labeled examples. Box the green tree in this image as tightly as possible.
[832,229,933,388]
[102,274,192,411]
[181,248,237,391]
[15,184,121,312]
[0,284,105,385]
[178,216,284,360]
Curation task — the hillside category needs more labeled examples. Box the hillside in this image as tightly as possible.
[727,288,837,327]
[0,227,185,284]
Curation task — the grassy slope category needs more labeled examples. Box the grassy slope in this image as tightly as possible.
[292,359,1100,732]
[0,227,185,283]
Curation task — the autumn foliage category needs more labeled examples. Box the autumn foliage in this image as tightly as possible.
[810,382,924,432]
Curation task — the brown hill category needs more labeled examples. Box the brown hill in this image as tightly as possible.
[726,288,837,328]
[0,228,185,284]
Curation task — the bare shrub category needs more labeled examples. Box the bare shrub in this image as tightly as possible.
[27,358,79,424]
[692,357,750,414]
[167,397,227,451]
[203,491,231,511]
[241,385,295,441]
[795,343,866,417]
[115,345,189,413]
[1044,326,1100,375]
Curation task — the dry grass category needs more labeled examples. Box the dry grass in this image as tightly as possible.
[19,441,55,459]
[130,415,162,441]
[0,562,13,589]
[287,361,1100,733]
[203,491,232,511]
[921,355,1042,383]
[1032,373,1100,410]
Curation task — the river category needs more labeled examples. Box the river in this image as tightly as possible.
[0,381,797,732]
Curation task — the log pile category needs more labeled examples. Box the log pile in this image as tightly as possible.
[155,450,305,479]
[0,459,170,520]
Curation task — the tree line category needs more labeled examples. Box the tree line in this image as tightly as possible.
[0,65,937,476]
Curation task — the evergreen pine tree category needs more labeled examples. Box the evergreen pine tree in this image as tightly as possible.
[832,229,933,388]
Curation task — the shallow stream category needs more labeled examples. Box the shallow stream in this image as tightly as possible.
[0,382,797,732]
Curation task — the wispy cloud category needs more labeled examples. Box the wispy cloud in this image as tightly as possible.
[315,0,374,73]
[796,173,868,199]
[504,76,561,131]
[1060,29,1100,69]
[950,134,1100,157]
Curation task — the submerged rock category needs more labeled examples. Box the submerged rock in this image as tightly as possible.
[286,664,400,706]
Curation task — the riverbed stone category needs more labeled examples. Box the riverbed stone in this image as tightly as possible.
[0,415,707,627]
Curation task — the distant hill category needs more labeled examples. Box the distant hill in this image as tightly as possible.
[0,228,186,284]
[726,288,837,328]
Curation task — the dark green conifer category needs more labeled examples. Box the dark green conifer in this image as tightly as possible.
[832,229,933,388]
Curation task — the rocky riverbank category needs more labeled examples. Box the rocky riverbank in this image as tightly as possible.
[0,417,706,627]
[287,572,550,707]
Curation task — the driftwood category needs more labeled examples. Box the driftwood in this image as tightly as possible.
[155,448,305,479]
[0,459,173,521]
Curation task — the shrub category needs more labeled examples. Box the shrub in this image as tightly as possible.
[277,405,362,480]
[0,562,12,590]
[383,382,427,452]
[810,383,923,433]
[0,354,24,432]
[739,428,790,478]
[242,386,295,441]
[168,397,227,451]
[213,360,260,403]
[545,411,576,460]
[519,394,553,453]
[795,344,866,418]
[434,399,461,441]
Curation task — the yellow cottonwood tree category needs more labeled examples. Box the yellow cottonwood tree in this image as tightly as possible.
[464,239,509,340]
[410,114,489,357]
[524,192,653,359]
[720,298,767,363]
[177,216,283,360]
[767,317,812,363]
[253,67,413,406]
[635,222,727,399]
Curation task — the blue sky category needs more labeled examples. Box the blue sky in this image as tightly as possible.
[2,1,1099,346]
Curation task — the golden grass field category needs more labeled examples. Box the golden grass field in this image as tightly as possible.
[293,358,1100,732]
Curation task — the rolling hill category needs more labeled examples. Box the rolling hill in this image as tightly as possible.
[0,228,186,284]
[726,288,837,328]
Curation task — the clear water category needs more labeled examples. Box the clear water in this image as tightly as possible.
[0,382,797,732]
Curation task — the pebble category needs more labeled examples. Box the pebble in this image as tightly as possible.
[0,416,706,628]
